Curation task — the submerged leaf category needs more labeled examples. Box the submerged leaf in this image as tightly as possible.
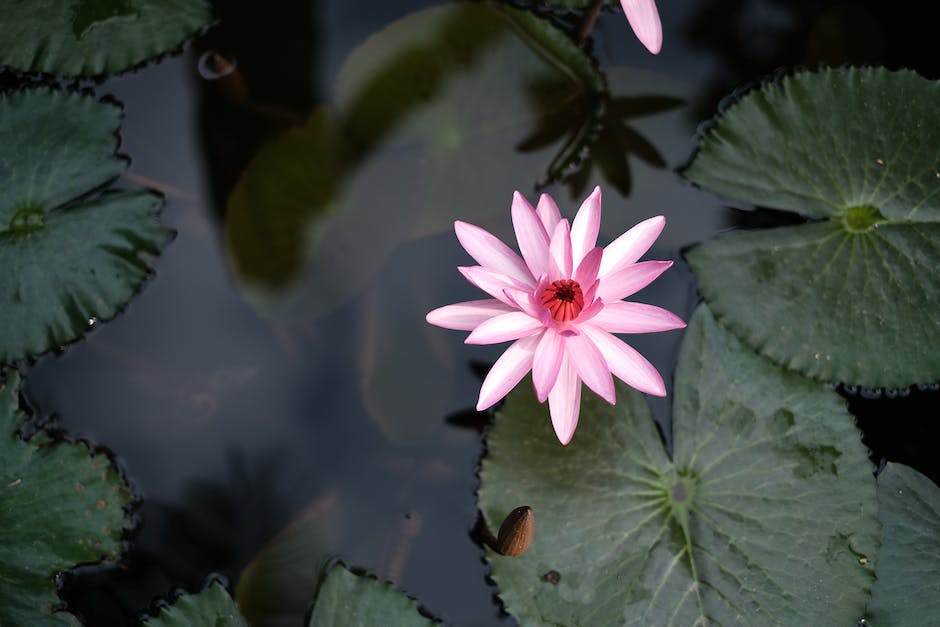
[682,68,940,387]
[0,89,170,364]
[0,0,211,76]
[0,371,133,625]
[307,564,437,626]
[226,3,601,321]
[235,494,341,627]
[479,305,879,625]
[143,581,248,627]
[866,463,940,625]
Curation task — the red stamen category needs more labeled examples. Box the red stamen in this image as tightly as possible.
[540,279,584,322]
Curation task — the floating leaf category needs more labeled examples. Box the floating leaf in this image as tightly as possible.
[479,305,879,625]
[143,581,248,627]
[0,89,169,364]
[308,563,437,627]
[866,463,940,625]
[0,0,211,76]
[0,371,133,625]
[226,3,602,321]
[681,68,940,388]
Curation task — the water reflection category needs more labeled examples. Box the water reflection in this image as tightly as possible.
[681,0,940,122]
[23,0,937,625]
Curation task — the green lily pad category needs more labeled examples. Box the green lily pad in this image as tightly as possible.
[0,0,211,77]
[308,564,437,626]
[225,3,602,321]
[681,68,940,388]
[479,305,879,625]
[0,88,169,365]
[0,371,133,626]
[866,463,940,625]
[143,581,248,627]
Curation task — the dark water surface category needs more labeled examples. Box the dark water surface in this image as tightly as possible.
[19,1,938,624]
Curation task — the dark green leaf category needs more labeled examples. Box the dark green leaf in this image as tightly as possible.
[866,463,940,625]
[479,305,879,625]
[0,0,211,76]
[143,581,248,627]
[682,68,940,387]
[0,371,133,626]
[0,89,170,364]
[307,564,437,626]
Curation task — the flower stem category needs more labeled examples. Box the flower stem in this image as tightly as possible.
[577,0,605,46]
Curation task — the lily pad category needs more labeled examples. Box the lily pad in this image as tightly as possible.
[225,3,602,321]
[0,371,133,625]
[866,463,940,625]
[0,0,211,77]
[479,305,879,625]
[143,581,248,627]
[681,68,940,388]
[0,88,169,364]
[307,564,437,626]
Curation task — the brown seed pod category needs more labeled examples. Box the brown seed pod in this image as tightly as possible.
[495,506,534,557]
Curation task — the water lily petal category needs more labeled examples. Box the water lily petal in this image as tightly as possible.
[466,311,544,345]
[477,334,539,410]
[596,260,673,301]
[426,299,515,330]
[573,246,603,287]
[549,219,573,280]
[565,332,616,404]
[459,266,528,306]
[581,324,666,396]
[600,215,666,276]
[532,329,564,402]
[570,186,602,265]
[536,193,562,234]
[511,191,550,278]
[576,297,604,323]
[503,286,549,321]
[548,355,582,445]
[455,220,533,286]
[590,301,687,333]
[620,0,663,55]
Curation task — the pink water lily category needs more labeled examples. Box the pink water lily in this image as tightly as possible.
[621,0,663,55]
[426,187,684,445]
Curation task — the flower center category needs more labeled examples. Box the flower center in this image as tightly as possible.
[540,279,584,322]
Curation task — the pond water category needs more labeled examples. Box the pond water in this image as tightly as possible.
[12,0,938,625]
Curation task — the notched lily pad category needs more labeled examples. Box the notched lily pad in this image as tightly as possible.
[0,371,133,625]
[0,88,170,364]
[681,68,940,388]
[479,305,879,625]
[307,563,438,626]
[0,0,211,77]
[866,463,940,625]
[143,581,248,627]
